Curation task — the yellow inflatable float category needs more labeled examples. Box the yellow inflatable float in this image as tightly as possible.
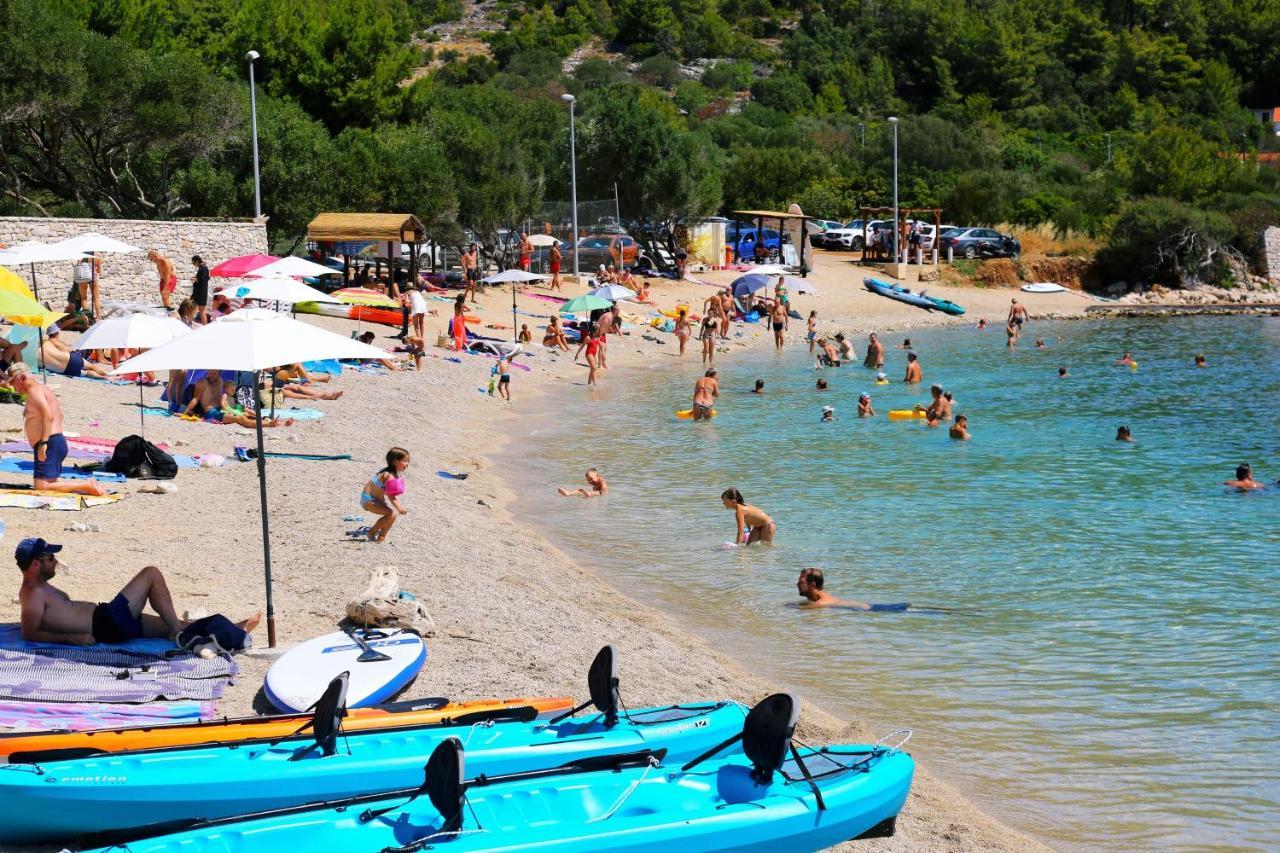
[887,409,927,421]
[676,409,717,419]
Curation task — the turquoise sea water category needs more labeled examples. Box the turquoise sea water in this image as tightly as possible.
[505,316,1279,850]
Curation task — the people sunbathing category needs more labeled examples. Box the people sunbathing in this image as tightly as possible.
[543,317,571,350]
[39,326,114,379]
[184,370,293,427]
[273,364,343,400]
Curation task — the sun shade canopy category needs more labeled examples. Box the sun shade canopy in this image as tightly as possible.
[307,213,426,244]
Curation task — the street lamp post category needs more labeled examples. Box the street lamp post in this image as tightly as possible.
[246,50,262,219]
[561,93,579,282]
[888,116,899,265]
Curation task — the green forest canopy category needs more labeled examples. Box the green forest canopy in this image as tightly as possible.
[1,0,1278,284]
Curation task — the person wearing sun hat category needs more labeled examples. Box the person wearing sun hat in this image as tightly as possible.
[858,393,875,417]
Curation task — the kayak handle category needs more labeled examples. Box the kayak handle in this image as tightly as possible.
[875,729,912,751]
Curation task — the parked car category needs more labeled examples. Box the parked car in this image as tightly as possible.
[532,233,642,271]
[806,219,844,247]
[725,224,782,260]
[939,227,1021,260]
[819,219,866,250]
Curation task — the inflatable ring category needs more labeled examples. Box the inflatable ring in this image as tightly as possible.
[887,409,927,421]
[676,409,717,419]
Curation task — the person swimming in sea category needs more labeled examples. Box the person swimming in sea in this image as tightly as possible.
[721,488,775,545]
[1058,366,1069,378]
[1224,463,1263,491]
[949,414,970,440]
[558,468,608,498]
[900,338,912,349]
[977,319,986,330]
[752,379,765,394]
[1035,338,1046,348]
[821,405,835,422]
[1194,353,1206,367]
[815,377,828,391]
[795,568,972,614]
[1116,351,1135,366]
[858,393,874,417]
[1115,425,1133,442]
[903,351,922,384]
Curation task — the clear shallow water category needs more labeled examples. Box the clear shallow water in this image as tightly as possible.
[504,316,1280,850]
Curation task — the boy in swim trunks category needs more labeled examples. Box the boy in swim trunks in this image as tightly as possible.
[558,468,607,498]
[17,538,260,644]
[494,355,512,401]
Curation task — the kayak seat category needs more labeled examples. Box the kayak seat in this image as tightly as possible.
[426,737,465,836]
[742,693,798,785]
[287,672,349,761]
[546,645,621,729]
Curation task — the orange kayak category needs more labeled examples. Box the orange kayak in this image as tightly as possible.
[0,696,572,761]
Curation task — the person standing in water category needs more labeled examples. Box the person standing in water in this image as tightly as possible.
[858,393,875,417]
[770,299,787,350]
[950,414,970,440]
[674,308,691,357]
[1115,425,1133,442]
[806,311,817,353]
[904,351,922,384]
[864,332,884,368]
[1008,298,1029,332]
[699,314,718,364]
[721,488,776,545]
[692,369,719,421]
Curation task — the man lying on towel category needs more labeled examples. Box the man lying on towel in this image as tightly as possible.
[16,538,261,645]
[39,326,114,379]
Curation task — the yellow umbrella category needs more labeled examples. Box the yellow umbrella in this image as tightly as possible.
[0,287,64,328]
[0,265,36,300]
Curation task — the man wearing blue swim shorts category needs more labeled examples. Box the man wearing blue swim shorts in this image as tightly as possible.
[15,538,261,645]
[38,326,112,379]
[8,364,109,496]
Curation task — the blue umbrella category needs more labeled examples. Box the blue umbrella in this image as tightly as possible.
[731,274,772,299]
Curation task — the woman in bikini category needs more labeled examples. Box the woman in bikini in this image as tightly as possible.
[584,325,603,386]
[699,314,717,365]
[674,308,691,357]
[721,488,777,545]
[361,447,410,543]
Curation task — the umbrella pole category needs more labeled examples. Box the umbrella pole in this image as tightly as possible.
[37,327,46,385]
[138,381,145,438]
[29,263,37,304]
[511,283,517,343]
[254,369,277,648]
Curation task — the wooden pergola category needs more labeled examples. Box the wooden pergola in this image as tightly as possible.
[731,208,813,277]
[858,207,943,264]
[306,213,426,291]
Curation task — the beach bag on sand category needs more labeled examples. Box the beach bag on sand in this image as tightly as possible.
[346,567,435,637]
[102,435,178,480]
[176,614,250,657]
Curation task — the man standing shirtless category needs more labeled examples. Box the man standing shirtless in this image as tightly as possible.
[692,368,719,421]
[864,332,885,368]
[923,383,952,426]
[770,299,787,350]
[147,249,178,311]
[9,363,107,496]
[460,243,480,304]
[904,351,922,384]
[1008,298,1029,332]
[17,538,260,645]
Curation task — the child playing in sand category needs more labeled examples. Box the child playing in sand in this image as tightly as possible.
[721,488,776,545]
[518,324,532,344]
[558,468,607,498]
[361,447,410,543]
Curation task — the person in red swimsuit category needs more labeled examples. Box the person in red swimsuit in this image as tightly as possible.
[518,233,532,271]
[584,326,603,387]
[549,242,562,290]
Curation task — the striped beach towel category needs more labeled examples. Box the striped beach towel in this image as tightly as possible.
[0,647,236,703]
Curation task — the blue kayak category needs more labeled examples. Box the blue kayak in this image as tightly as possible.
[0,647,745,846]
[85,694,915,853]
[864,277,966,316]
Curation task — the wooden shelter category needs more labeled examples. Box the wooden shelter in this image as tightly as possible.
[306,213,426,289]
[857,207,943,264]
[731,209,813,276]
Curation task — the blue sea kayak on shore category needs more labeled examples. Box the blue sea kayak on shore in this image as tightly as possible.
[864,277,966,315]
[0,648,746,847]
[80,694,915,853]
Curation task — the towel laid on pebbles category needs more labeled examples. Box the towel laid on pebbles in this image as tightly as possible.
[0,699,213,732]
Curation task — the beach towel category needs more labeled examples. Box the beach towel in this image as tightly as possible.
[301,359,343,375]
[0,647,236,703]
[139,404,326,422]
[0,441,114,461]
[0,623,172,655]
[0,699,213,732]
[0,459,125,483]
[0,489,123,511]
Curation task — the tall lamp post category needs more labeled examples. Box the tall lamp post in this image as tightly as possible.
[888,116,899,265]
[560,93,579,282]
[246,50,263,219]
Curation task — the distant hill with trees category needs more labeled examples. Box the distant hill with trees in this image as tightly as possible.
[2,0,1278,287]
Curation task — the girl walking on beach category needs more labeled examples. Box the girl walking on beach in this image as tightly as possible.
[806,311,817,353]
[721,488,777,545]
[675,308,691,357]
[361,448,410,543]
[584,325,603,386]
[700,314,717,364]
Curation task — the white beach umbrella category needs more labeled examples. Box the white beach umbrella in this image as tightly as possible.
[784,277,818,295]
[742,264,790,276]
[249,256,340,279]
[112,308,387,647]
[53,233,141,255]
[0,241,88,302]
[218,275,342,306]
[526,234,560,247]
[588,284,638,302]
[73,313,192,437]
[483,269,546,342]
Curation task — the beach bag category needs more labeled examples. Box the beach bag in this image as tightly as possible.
[176,614,250,655]
[102,435,178,480]
[346,567,435,637]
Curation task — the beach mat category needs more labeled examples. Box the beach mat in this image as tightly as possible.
[0,489,124,511]
[139,405,326,422]
[0,459,126,483]
[0,623,175,656]
[0,699,213,732]
[0,647,235,703]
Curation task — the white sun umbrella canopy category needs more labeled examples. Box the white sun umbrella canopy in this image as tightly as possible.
[249,256,340,279]
[743,264,790,277]
[482,269,545,343]
[218,275,341,305]
[111,307,388,649]
[73,313,192,436]
[53,233,141,255]
[588,283,638,302]
[0,241,89,302]
[526,234,560,247]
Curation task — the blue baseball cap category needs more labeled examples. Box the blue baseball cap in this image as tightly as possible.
[15,537,61,568]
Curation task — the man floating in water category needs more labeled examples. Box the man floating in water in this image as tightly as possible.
[1223,464,1263,491]
[795,568,972,614]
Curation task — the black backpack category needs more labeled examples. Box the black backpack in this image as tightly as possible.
[102,434,178,480]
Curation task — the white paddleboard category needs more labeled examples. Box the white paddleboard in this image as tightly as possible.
[1021,282,1067,293]
[265,629,427,713]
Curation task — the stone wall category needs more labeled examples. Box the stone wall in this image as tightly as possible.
[1264,226,1280,285]
[0,217,268,305]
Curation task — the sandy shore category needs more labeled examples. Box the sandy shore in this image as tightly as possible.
[1,252,1095,850]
